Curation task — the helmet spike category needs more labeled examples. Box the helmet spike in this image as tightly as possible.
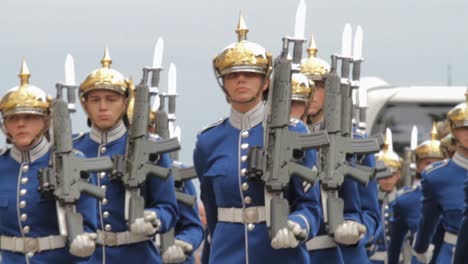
[101,46,112,68]
[236,12,249,42]
[384,127,394,153]
[431,121,438,141]
[18,58,31,88]
[307,34,318,58]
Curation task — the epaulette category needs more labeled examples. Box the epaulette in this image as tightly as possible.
[198,118,226,135]
[423,159,449,175]
[0,147,7,156]
[397,186,416,196]
[72,132,85,141]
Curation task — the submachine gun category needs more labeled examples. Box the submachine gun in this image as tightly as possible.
[110,69,180,228]
[38,83,114,246]
[246,35,330,238]
[318,24,381,236]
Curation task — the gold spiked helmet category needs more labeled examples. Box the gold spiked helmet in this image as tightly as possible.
[447,88,468,129]
[440,133,456,158]
[291,73,314,102]
[213,13,272,78]
[300,34,330,81]
[79,48,129,100]
[376,128,402,170]
[415,122,445,160]
[0,60,50,118]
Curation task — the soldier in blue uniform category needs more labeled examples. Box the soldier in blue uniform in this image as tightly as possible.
[194,14,322,264]
[413,100,468,263]
[370,128,402,263]
[387,124,445,264]
[73,48,179,263]
[301,35,380,264]
[0,60,97,263]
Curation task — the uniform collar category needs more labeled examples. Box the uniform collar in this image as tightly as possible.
[11,136,50,163]
[413,179,421,188]
[90,120,127,145]
[386,188,397,203]
[453,151,468,170]
[229,102,265,130]
[309,117,325,132]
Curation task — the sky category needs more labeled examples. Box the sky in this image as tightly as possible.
[0,0,467,165]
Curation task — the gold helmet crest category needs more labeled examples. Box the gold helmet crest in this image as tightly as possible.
[0,59,50,118]
[447,88,468,129]
[291,73,314,102]
[213,13,272,78]
[79,47,129,100]
[300,34,330,81]
[415,122,445,160]
[376,128,402,170]
[440,133,456,158]
[126,79,156,125]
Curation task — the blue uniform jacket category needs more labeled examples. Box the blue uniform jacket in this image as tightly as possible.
[414,154,467,263]
[73,124,178,264]
[0,138,97,263]
[453,170,468,264]
[195,112,321,264]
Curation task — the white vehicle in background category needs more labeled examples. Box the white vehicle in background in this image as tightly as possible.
[362,77,465,154]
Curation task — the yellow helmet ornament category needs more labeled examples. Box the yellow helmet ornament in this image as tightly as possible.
[213,13,273,89]
[440,133,456,158]
[447,88,468,129]
[0,59,50,118]
[126,78,157,126]
[300,34,330,81]
[291,73,314,102]
[79,47,129,100]
[376,127,402,170]
[415,122,445,160]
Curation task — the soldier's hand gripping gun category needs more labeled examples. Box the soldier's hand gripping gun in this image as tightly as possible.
[38,84,114,246]
[246,37,330,239]
[110,69,181,228]
[318,25,381,236]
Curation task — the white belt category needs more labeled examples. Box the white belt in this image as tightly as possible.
[96,231,151,247]
[217,207,266,223]
[0,235,66,253]
[443,232,457,245]
[369,251,387,261]
[305,235,337,250]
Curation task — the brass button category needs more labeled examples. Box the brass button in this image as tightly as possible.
[21,177,28,184]
[104,224,112,232]
[22,165,30,173]
[241,183,249,191]
[23,225,30,234]
[247,223,255,231]
[243,207,258,223]
[19,201,27,208]
[244,196,252,204]
[20,189,27,196]
[241,131,249,138]
[240,168,247,176]
[102,198,108,205]
[100,146,107,154]
[103,211,110,218]
[20,213,28,222]
[241,156,248,162]
[241,143,249,150]
[101,185,107,190]
[26,252,34,258]
[100,172,106,179]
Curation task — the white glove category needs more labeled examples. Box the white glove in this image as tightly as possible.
[334,220,367,245]
[412,244,434,263]
[271,220,306,249]
[162,239,194,263]
[130,210,161,236]
[69,232,97,257]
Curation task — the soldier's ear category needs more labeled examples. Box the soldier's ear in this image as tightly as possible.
[262,78,270,91]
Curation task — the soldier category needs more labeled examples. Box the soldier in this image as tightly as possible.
[301,35,380,264]
[387,124,445,264]
[440,133,457,158]
[290,72,314,122]
[413,98,468,263]
[370,128,402,263]
[0,60,97,263]
[194,14,322,263]
[73,48,178,263]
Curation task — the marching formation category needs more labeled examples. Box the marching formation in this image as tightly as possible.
[0,1,467,264]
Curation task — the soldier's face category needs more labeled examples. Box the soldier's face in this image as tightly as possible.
[453,127,468,149]
[4,114,46,150]
[223,72,268,104]
[308,82,325,116]
[290,101,307,119]
[83,90,128,131]
[377,171,400,192]
[416,157,442,173]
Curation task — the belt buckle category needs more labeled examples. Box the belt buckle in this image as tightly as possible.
[243,207,258,223]
[104,232,118,246]
[24,238,39,253]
